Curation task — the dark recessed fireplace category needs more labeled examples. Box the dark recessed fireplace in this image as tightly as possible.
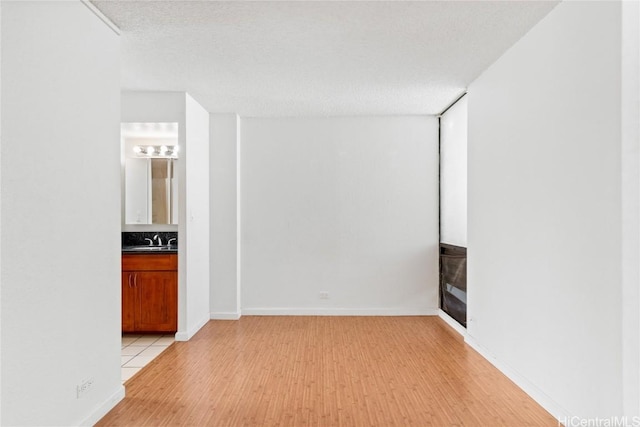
[439,243,467,327]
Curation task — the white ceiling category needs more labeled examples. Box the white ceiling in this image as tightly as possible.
[92,1,559,117]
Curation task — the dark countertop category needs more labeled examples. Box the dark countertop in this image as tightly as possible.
[122,245,178,254]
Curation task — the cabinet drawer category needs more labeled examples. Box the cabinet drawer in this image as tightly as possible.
[122,254,177,271]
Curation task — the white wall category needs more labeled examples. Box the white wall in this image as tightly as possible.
[210,114,240,319]
[124,157,150,224]
[621,0,640,418]
[121,92,186,123]
[440,95,467,247]
[467,1,623,420]
[183,94,210,337]
[1,2,122,425]
[0,0,3,421]
[241,117,439,315]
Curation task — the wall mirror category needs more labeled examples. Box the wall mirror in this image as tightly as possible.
[122,123,179,225]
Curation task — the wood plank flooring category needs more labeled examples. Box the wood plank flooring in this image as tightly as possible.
[98,316,556,426]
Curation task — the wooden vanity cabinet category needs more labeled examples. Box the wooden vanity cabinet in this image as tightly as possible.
[122,253,178,333]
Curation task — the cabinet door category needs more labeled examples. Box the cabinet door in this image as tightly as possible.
[122,272,136,332]
[134,271,178,332]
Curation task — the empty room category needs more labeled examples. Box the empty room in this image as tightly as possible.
[1,1,639,426]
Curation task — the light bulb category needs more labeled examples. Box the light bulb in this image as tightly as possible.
[160,145,168,154]
[146,146,155,155]
[133,146,142,154]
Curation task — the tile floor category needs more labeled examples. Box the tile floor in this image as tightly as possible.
[121,334,175,383]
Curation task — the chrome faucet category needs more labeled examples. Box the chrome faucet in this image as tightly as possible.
[168,238,177,246]
[153,234,163,246]
[144,238,154,246]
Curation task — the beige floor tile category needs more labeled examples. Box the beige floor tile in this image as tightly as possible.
[121,335,141,346]
[123,355,156,368]
[131,335,162,346]
[121,367,141,382]
[138,345,169,358]
[152,336,175,346]
[121,334,174,382]
[121,345,147,356]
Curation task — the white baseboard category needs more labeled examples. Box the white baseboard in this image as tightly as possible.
[79,385,125,426]
[464,335,568,423]
[175,313,210,341]
[210,311,241,320]
[437,309,467,336]
[241,307,439,316]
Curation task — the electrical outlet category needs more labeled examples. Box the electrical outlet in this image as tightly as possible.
[319,291,329,299]
[77,378,94,399]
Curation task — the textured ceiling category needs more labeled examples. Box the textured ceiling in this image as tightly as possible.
[92,1,559,117]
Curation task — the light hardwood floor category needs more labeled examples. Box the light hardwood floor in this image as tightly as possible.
[98,316,556,426]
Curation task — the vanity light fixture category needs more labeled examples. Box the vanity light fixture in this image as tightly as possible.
[132,145,179,159]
